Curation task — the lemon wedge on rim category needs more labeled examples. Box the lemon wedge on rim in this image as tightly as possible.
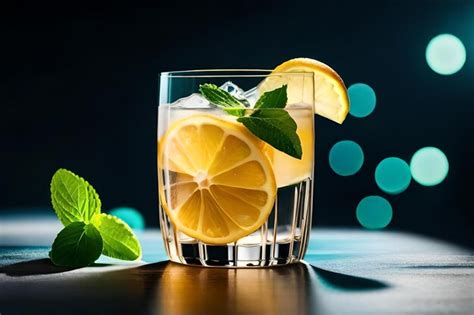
[259,57,350,124]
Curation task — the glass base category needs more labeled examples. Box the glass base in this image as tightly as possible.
[165,237,305,268]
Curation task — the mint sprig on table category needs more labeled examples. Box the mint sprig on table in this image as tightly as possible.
[49,169,142,267]
[199,84,302,159]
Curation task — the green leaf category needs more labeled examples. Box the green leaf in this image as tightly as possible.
[49,222,103,267]
[199,83,246,117]
[255,85,288,109]
[238,109,302,159]
[50,169,101,226]
[199,83,303,159]
[91,213,142,261]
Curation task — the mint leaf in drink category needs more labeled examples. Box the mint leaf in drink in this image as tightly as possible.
[199,83,246,117]
[49,222,103,267]
[200,83,302,159]
[51,169,101,226]
[91,213,142,261]
[238,109,302,159]
[255,85,287,109]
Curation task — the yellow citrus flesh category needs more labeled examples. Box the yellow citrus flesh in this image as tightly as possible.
[259,57,350,124]
[158,114,276,244]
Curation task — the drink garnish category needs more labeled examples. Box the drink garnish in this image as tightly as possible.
[199,84,302,159]
[261,58,350,124]
[49,169,142,267]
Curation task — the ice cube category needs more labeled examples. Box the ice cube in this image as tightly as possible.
[172,93,210,108]
[220,81,250,107]
[220,81,245,98]
[243,86,259,107]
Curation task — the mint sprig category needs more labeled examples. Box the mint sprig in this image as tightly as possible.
[199,84,302,159]
[49,169,142,267]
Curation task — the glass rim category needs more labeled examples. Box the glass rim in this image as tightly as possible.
[160,69,313,78]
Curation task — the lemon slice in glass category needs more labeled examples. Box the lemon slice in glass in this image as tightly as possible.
[158,114,276,244]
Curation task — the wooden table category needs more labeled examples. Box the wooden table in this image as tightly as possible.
[1,215,473,314]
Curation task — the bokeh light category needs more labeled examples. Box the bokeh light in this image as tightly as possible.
[109,207,145,230]
[410,147,449,186]
[426,34,466,75]
[356,195,393,229]
[375,157,411,194]
[348,83,376,118]
[329,140,364,176]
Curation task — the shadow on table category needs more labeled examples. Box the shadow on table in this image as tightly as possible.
[311,265,389,290]
[0,258,77,276]
[0,258,114,276]
[0,259,390,315]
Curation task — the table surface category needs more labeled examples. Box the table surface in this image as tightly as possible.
[1,214,473,315]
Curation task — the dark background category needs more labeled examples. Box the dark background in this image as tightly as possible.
[1,1,473,247]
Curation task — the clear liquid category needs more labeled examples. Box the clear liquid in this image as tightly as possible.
[158,104,314,267]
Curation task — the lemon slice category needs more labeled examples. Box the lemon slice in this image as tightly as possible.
[259,57,350,124]
[158,114,276,244]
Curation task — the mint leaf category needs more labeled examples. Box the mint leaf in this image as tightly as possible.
[255,85,287,109]
[199,83,246,117]
[49,222,103,267]
[49,170,140,265]
[91,213,142,261]
[50,169,101,226]
[200,83,303,159]
[238,109,302,159]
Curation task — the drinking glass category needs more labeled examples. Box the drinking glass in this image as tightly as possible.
[158,70,314,267]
